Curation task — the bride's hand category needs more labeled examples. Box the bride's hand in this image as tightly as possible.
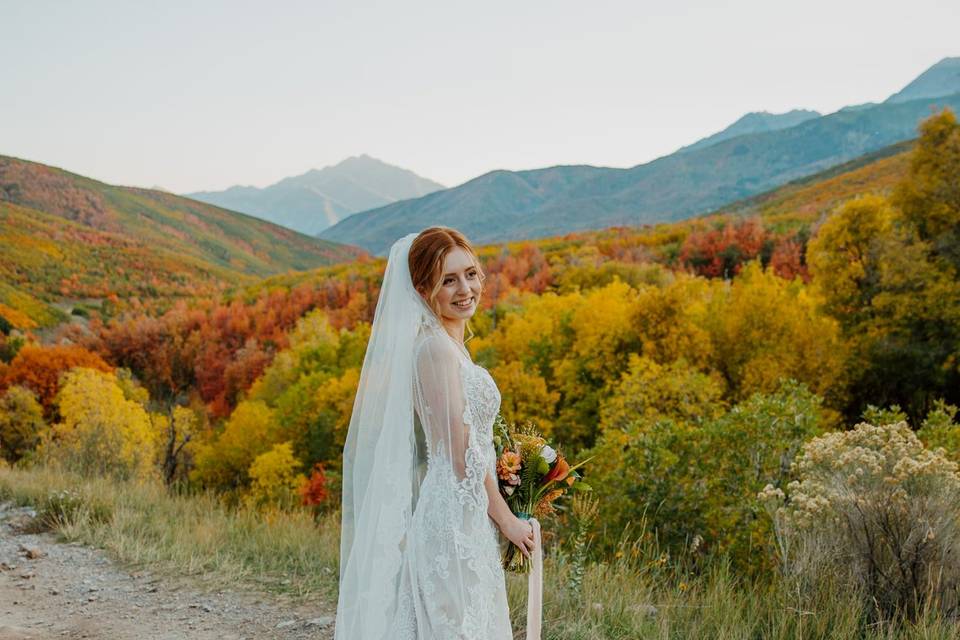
[502,516,536,558]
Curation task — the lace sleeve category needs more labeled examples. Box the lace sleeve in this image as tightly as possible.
[414,334,471,481]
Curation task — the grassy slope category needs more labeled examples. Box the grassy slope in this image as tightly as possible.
[0,156,367,328]
[708,139,914,230]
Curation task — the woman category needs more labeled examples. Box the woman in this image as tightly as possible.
[335,227,537,640]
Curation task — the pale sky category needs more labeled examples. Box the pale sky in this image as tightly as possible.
[2,0,958,194]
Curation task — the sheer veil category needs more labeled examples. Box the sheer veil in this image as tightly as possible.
[335,231,434,639]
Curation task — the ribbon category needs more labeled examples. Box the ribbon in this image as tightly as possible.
[526,517,543,640]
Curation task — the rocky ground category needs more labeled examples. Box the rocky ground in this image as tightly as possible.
[0,501,336,640]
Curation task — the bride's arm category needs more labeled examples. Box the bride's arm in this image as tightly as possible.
[485,471,535,557]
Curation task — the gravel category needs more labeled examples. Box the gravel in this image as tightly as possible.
[0,501,336,640]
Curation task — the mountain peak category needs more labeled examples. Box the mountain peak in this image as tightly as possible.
[186,156,445,237]
[886,56,960,104]
[680,108,822,153]
[331,154,388,169]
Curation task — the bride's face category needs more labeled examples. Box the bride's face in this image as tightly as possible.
[429,247,482,321]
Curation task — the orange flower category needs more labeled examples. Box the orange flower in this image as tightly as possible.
[497,451,521,480]
[534,489,565,518]
[543,456,569,484]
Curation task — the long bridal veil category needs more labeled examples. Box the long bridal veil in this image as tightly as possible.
[335,231,432,639]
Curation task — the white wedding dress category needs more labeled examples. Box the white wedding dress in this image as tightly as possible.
[392,313,513,639]
[335,232,516,640]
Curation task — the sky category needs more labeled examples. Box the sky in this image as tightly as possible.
[2,0,959,194]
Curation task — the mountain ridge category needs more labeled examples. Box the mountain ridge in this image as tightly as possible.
[320,57,960,255]
[186,155,444,236]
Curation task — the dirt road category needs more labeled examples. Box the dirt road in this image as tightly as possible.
[0,501,336,640]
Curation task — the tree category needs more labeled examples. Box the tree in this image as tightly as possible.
[599,355,725,433]
[40,368,160,480]
[703,261,847,409]
[808,112,960,419]
[244,442,305,510]
[490,361,560,435]
[0,344,112,418]
[807,195,898,325]
[0,386,45,463]
[189,399,279,492]
[893,109,960,271]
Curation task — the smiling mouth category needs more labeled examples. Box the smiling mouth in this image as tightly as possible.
[452,297,475,309]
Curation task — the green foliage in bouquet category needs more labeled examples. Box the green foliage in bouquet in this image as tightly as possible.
[492,414,592,572]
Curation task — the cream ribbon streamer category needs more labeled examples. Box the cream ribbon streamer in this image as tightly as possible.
[526,517,543,640]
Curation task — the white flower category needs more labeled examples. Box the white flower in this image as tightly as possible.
[540,445,557,464]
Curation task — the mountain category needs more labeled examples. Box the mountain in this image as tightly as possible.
[0,156,366,329]
[186,155,445,236]
[887,57,960,104]
[680,109,822,153]
[320,58,960,255]
[320,91,960,255]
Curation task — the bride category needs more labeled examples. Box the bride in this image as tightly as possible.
[334,226,537,639]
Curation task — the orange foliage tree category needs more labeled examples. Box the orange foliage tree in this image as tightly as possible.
[0,344,112,418]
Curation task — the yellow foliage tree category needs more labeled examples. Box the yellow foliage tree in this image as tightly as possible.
[41,367,160,480]
[288,367,361,472]
[0,385,45,463]
[244,441,305,510]
[490,361,560,435]
[632,276,714,368]
[189,399,279,492]
[471,290,580,375]
[599,354,726,433]
[703,261,847,408]
[807,194,898,324]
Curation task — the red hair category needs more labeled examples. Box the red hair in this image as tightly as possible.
[408,227,486,335]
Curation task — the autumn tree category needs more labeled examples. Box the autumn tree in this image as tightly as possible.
[244,441,306,510]
[0,385,45,463]
[189,399,279,494]
[893,109,960,271]
[703,261,847,410]
[679,218,768,278]
[0,344,112,418]
[490,361,560,435]
[40,368,161,480]
[809,111,960,419]
[599,355,726,433]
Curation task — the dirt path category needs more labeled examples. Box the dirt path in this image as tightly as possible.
[0,501,336,640]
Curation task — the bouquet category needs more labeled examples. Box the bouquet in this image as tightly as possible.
[492,414,592,572]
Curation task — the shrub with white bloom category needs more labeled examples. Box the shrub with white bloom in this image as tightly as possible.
[760,420,960,621]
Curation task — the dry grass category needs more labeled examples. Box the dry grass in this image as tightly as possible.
[2,464,959,638]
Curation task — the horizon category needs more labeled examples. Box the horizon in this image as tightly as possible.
[2,1,959,194]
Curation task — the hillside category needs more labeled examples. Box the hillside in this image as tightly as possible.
[186,155,445,236]
[708,139,914,228]
[0,156,365,329]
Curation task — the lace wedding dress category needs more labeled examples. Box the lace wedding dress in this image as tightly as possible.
[335,232,516,640]
[392,313,513,639]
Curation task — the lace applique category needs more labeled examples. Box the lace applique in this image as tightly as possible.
[393,332,510,639]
